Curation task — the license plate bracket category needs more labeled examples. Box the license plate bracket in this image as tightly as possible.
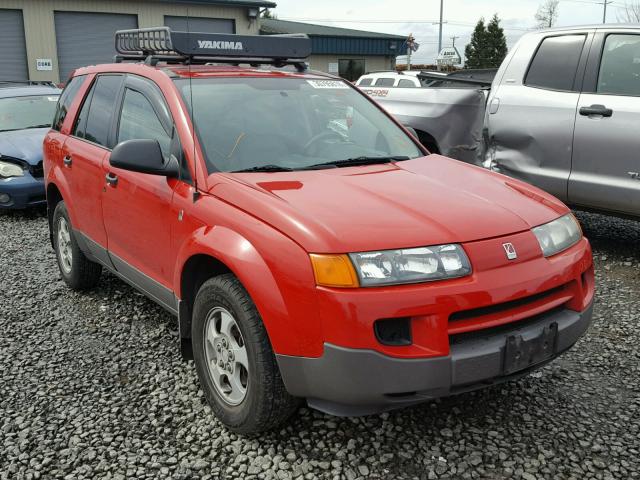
[503,322,558,375]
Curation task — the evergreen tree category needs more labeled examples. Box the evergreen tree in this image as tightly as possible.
[464,15,508,69]
[485,14,508,68]
[464,19,487,69]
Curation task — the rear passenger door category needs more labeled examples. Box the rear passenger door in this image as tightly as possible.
[569,31,640,216]
[487,33,591,201]
[101,75,181,311]
[62,74,123,264]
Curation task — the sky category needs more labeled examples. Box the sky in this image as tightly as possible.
[266,0,631,64]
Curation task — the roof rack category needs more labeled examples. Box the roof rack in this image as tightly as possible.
[115,27,312,72]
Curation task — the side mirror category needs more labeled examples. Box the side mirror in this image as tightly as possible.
[110,139,179,178]
[404,126,418,139]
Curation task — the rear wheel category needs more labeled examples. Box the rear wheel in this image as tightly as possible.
[192,274,299,434]
[52,201,102,290]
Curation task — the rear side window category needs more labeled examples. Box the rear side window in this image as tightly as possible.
[358,78,373,86]
[398,79,416,87]
[73,75,123,147]
[525,35,586,91]
[375,78,395,87]
[117,89,172,158]
[598,34,640,96]
[52,75,85,131]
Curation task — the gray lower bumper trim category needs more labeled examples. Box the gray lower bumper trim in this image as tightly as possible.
[276,303,593,416]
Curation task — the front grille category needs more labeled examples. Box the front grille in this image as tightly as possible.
[450,286,564,323]
[30,162,44,178]
[448,283,572,336]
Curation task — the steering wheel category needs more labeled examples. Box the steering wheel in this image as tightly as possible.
[302,130,344,155]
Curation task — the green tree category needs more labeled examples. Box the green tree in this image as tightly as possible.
[464,15,508,69]
[485,14,508,68]
[464,18,487,69]
[261,8,276,18]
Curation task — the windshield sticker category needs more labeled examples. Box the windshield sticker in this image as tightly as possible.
[47,97,58,102]
[306,80,349,89]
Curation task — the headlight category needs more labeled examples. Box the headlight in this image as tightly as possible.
[532,214,582,257]
[349,244,472,287]
[0,160,24,178]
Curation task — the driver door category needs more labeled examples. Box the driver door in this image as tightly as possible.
[101,75,180,311]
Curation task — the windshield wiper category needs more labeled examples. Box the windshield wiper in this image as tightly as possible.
[304,156,410,169]
[25,124,52,129]
[232,164,294,173]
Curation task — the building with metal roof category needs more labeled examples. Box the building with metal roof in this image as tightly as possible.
[0,0,275,83]
[260,19,408,81]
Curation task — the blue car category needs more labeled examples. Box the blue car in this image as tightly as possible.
[0,83,61,210]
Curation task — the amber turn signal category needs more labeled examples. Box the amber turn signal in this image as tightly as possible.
[309,254,359,288]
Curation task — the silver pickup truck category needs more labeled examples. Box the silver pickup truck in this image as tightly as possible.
[364,25,640,219]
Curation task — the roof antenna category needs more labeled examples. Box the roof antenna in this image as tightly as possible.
[186,9,200,203]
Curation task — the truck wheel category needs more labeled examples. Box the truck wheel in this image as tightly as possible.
[52,201,102,290]
[192,274,299,434]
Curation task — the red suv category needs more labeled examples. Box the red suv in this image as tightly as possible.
[44,29,594,434]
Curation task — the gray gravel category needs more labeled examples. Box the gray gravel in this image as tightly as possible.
[1,208,638,480]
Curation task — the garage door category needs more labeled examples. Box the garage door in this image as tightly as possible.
[165,15,235,34]
[54,12,137,81]
[0,9,28,81]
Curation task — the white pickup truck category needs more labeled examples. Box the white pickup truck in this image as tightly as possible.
[359,70,495,164]
[363,25,640,219]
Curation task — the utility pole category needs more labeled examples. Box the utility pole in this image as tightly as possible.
[438,0,444,54]
[451,35,459,47]
[600,0,613,23]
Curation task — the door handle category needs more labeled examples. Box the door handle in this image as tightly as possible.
[63,155,72,167]
[105,172,118,187]
[579,104,613,117]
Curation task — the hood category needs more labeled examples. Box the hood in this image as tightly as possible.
[0,128,49,165]
[210,155,568,253]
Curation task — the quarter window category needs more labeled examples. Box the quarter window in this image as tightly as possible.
[53,75,85,131]
[525,35,587,91]
[74,75,123,147]
[117,89,172,158]
[598,34,640,96]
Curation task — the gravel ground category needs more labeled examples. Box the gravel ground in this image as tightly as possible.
[0,208,638,480]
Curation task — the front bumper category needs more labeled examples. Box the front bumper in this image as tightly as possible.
[277,302,593,416]
[0,175,46,209]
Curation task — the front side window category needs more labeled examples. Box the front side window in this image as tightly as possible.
[598,34,640,96]
[0,94,59,132]
[117,89,172,158]
[74,75,123,147]
[525,34,587,91]
[176,77,422,173]
[398,79,417,88]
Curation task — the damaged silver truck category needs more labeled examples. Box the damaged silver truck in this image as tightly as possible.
[364,25,640,218]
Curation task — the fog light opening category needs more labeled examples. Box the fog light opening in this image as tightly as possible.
[374,317,412,346]
[0,193,11,204]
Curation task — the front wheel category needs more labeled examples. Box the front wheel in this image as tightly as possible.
[192,274,299,434]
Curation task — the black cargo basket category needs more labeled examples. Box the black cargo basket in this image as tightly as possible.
[114,27,311,71]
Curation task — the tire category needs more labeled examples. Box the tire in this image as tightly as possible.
[192,274,299,434]
[52,201,102,290]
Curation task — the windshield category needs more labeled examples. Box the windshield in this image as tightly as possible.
[176,77,423,173]
[0,94,59,132]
